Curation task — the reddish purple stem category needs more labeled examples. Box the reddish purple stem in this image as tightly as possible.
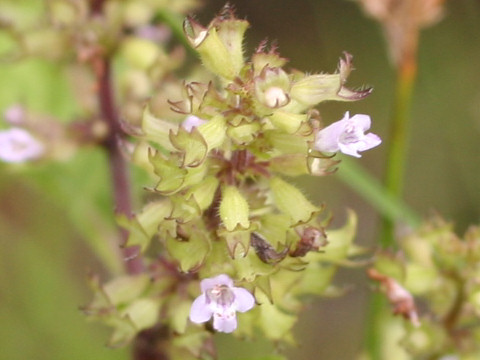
[98,59,144,275]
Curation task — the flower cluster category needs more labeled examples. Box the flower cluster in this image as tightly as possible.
[84,4,380,358]
[370,218,480,358]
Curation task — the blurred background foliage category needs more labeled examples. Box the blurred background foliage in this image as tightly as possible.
[0,0,479,359]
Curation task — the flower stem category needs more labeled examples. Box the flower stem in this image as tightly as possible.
[97,58,145,275]
[367,54,418,360]
[380,56,418,248]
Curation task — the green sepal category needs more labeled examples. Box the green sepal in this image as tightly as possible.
[233,249,275,282]
[270,177,319,225]
[227,119,261,145]
[149,149,188,194]
[149,150,207,195]
[268,111,307,134]
[200,241,235,278]
[186,176,219,211]
[264,130,309,155]
[102,274,151,306]
[252,52,288,76]
[142,107,177,151]
[167,296,193,334]
[196,26,237,80]
[270,154,309,176]
[121,298,159,331]
[258,214,292,247]
[117,200,172,252]
[165,230,211,272]
[215,18,249,77]
[217,226,254,259]
[288,54,372,111]
[168,194,202,223]
[83,274,154,347]
[197,115,227,149]
[255,289,296,343]
[169,126,208,167]
[219,185,250,231]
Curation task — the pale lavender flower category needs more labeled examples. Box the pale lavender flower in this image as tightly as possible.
[314,112,381,158]
[189,274,255,333]
[0,127,44,163]
[181,115,207,132]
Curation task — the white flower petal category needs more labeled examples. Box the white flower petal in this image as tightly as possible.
[0,128,44,163]
[314,120,346,153]
[200,274,234,292]
[232,287,255,312]
[360,133,382,150]
[189,294,213,324]
[213,312,237,333]
[339,142,361,158]
[181,115,207,132]
[350,113,371,131]
[314,112,381,157]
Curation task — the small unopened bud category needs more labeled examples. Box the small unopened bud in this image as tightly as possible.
[264,87,288,108]
[254,67,290,111]
[183,9,248,80]
[219,186,250,231]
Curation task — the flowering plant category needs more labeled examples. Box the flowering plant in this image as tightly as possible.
[3,1,477,360]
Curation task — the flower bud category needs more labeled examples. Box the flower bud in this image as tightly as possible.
[254,67,290,112]
[183,9,248,80]
[289,54,372,111]
[219,186,250,231]
[270,177,319,224]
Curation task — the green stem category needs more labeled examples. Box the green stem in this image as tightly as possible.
[366,56,418,360]
[337,158,420,228]
[380,60,417,248]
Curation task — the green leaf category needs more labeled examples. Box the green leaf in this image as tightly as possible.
[337,158,420,228]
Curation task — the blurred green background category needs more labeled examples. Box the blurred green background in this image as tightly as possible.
[1,0,479,359]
